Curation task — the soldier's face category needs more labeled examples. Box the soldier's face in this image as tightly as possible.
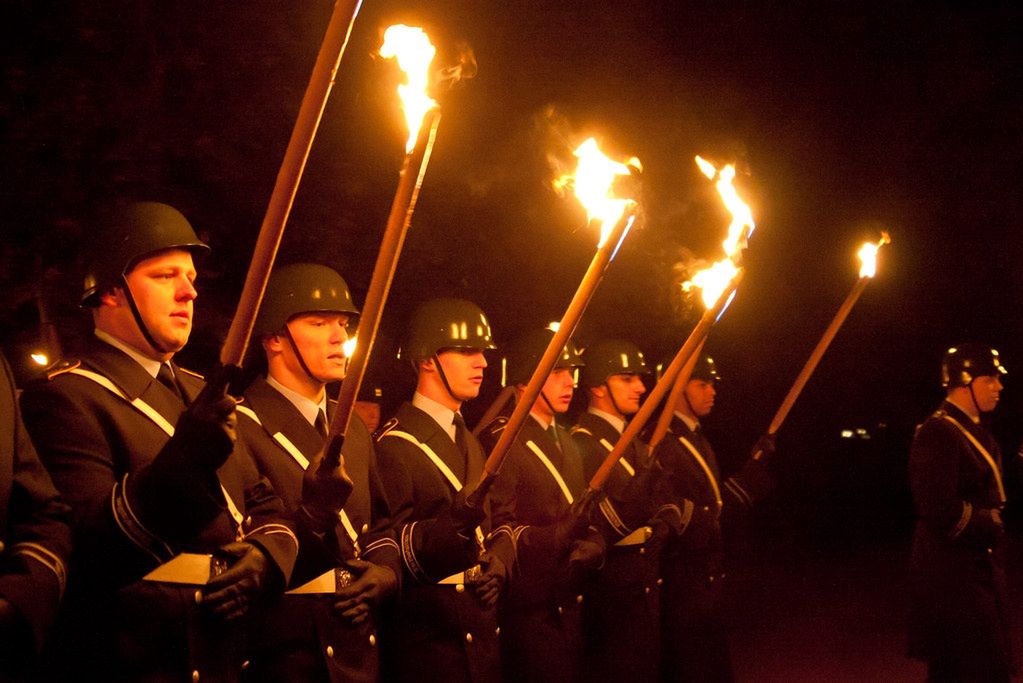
[285,313,351,383]
[684,379,716,418]
[607,373,646,415]
[536,368,575,417]
[120,250,197,356]
[971,374,1003,413]
[435,349,488,402]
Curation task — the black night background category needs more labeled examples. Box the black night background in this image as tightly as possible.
[2,1,1021,678]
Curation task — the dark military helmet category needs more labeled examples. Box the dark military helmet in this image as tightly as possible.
[941,343,1007,389]
[580,338,650,388]
[658,353,720,383]
[399,298,496,361]
[253,263,359,339]
[82,201,209,306]
[504,328,584,387]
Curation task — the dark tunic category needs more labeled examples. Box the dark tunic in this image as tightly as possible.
[374,402,504,683]
[572,411,662,683]
[655,415,731,683]
[0,353,71,678]
[19,339,298,682]
[479,414,587,683]
[238,375,401,683]
[908,400,1013,680]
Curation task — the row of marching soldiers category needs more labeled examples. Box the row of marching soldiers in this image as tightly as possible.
[4,201,778,682]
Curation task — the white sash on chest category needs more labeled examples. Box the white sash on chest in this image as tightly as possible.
[70,368,245,531]
[235,404,361,550]
[676,434,723,512]
[940,414,1006,504]
[525,440,574,504]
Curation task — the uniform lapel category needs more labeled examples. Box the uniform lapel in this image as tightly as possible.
[398,403,468,486]
[85,340,184,427]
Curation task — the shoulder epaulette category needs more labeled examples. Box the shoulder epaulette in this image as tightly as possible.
[176,366,204,380]
[483,416,509,435]
[373,417,400,442]
[46,359,80,381]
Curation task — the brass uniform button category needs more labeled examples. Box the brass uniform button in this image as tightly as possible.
[455,583,465,593]
[465,633,473,644]
[576,594,584,604]
[369,634,377,647]
[191,671,200,683]
[326,646,334,658]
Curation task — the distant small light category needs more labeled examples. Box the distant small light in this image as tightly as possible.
[855,428,868,437]
[31,353,49,366]
[840,429,854,439]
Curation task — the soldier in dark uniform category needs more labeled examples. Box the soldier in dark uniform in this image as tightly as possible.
[373,298,513,683]
[653,354,772,682]
[571,338,667,683]
[0,351,71,680]
[477,328,603,683]
[908,344,1013,682]
[19,202,300,682]
[237,263,400,682]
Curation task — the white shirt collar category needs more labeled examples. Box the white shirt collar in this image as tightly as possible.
[588,407,625,434]
[267,375,327,427]
[94,329,164,378]
[412,391,459,442]
[675,410,700,432]
[529,411,553,432]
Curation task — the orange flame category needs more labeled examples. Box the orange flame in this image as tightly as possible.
[681,156,755,309]
[342,337,358,358]
[555,138,640,247]
[380,25,438,153]
[682,258,740,309]
[695,156,755,258]
[857,231,891,278]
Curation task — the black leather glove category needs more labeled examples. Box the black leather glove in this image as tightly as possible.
[472,551,507,608]
[751,433,776,462]
[564,531,606,586]
[449,486,487,540]
[202,542,274,621]
[301,447,354,534]
[169,380,238,472]
[525,491,599,555]
[964,507,1005,551]
[333,559,398,625]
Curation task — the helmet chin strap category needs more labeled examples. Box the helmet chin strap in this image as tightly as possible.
[604,380,627,418]
[121,276,173,356]
[968,380,984,416]
[432,353,461,405]
[283,325,322,386]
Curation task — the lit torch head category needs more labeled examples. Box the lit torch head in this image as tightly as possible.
[380,25,438,153]
[555,138,640,247]
[695,156,755,260]
[681,156,755,311]
[857,231,891,279]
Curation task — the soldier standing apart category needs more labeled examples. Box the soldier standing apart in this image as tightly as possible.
[908,344,1013,682]
[373,298,513,683]
[20,202,299,681]
[237,263,399,682]
[478,329,604,683]
[572,339,668,683]
[653,355,773,683]
[0,351,71,681]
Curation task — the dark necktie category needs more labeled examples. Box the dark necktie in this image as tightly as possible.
[157,363,184,402]
[547,423,561,451]
[315,409,328,439]
[452,412,468,454]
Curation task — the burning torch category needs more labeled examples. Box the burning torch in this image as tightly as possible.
[325,26,450,467]
[647,156,756,451]
[465,138,641,507]
[219,0,363,374]
[749,232,890,460]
